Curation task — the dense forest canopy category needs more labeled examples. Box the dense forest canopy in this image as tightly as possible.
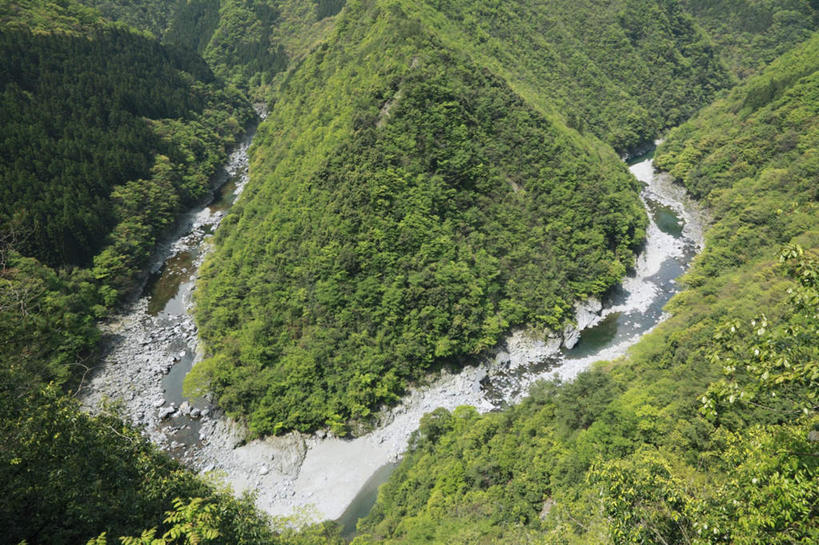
[188,0,812,437]
[190,0,687,436]
[0,2,291,544]
[680,0,819,78]
[396,0,730,152]
[78,0,346,94]
[0,27,251,267]
[0,0,254,395]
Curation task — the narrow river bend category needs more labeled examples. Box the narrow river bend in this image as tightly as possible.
[81,139,706,532]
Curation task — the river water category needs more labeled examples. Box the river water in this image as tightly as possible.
[80,138,705,535]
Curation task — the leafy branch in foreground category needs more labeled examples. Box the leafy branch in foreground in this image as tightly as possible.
[701,244,819,420]
[87,498,221,545]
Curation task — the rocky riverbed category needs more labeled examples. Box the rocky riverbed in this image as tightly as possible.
[80,129,254,457]
[80,144,706,526]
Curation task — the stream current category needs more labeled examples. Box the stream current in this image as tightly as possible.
[80,139,706,533]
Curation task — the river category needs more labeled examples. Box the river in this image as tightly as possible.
[80,138,706,535]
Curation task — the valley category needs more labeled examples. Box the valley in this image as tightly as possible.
[1,1,816,544]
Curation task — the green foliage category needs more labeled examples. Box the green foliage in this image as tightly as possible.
[1,384,206,545]
[94,498,222,545]
[0,380,335,545]
[79,0,345,94]
[592,449,696,544]
[0,25,252,272]
[0,251,101,395]
[655,32,819,199]
[192,0,648,435]
[680,0,818,79]
[2,2,817,544]
[315,0,346,20]
[0,4,277,545]
[400,0,731,153]
[200,0,288,88]
[0,0,104,33]
[593,249,819,545]
[553,370,623,433]
[354,255,818,545]
[702,245,819,420]
[192,0,806,439]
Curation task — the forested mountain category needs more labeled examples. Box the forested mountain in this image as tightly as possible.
[680,0,818,78]
[387,0,729,152]
[353,31,819,545]
[190,0,653,436]
[74,0,818,148]
[0,0,253,282]
[0,28,250,268]
[0,1,254,398]
[187,0,766,437]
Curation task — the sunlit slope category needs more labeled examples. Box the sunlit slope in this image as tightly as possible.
[680,0,818,78]
[190,0,648,435]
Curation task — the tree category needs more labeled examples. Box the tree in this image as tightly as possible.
[701,244,819,419]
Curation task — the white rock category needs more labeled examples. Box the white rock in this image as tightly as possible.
[563,298,603,349]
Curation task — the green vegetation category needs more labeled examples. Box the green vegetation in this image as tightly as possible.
[191,0,660,436]
[191,0,787,437]
[0,0,102,33]
[0,27,251,271]
[0,1,253,392]
[352,31,819,545]
[0,3,298,544]
[400,0,730,152]
[79,0,346,95]
[2,0,818,542]
[681,0,818,78]
[0,363,345,545]
[2,382,256,545]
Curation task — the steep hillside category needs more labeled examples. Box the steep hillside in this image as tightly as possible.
[0,2,253,291]
[189,0,748,436]
[80,0,344,94]
[681,0,818,78]
[398,0,729,152]
[0,0,255,397]
[353,32,819,545]
[1,1,816,543]
[0,28,250,269]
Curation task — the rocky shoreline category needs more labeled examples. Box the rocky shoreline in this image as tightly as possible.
[80,146,706,525]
